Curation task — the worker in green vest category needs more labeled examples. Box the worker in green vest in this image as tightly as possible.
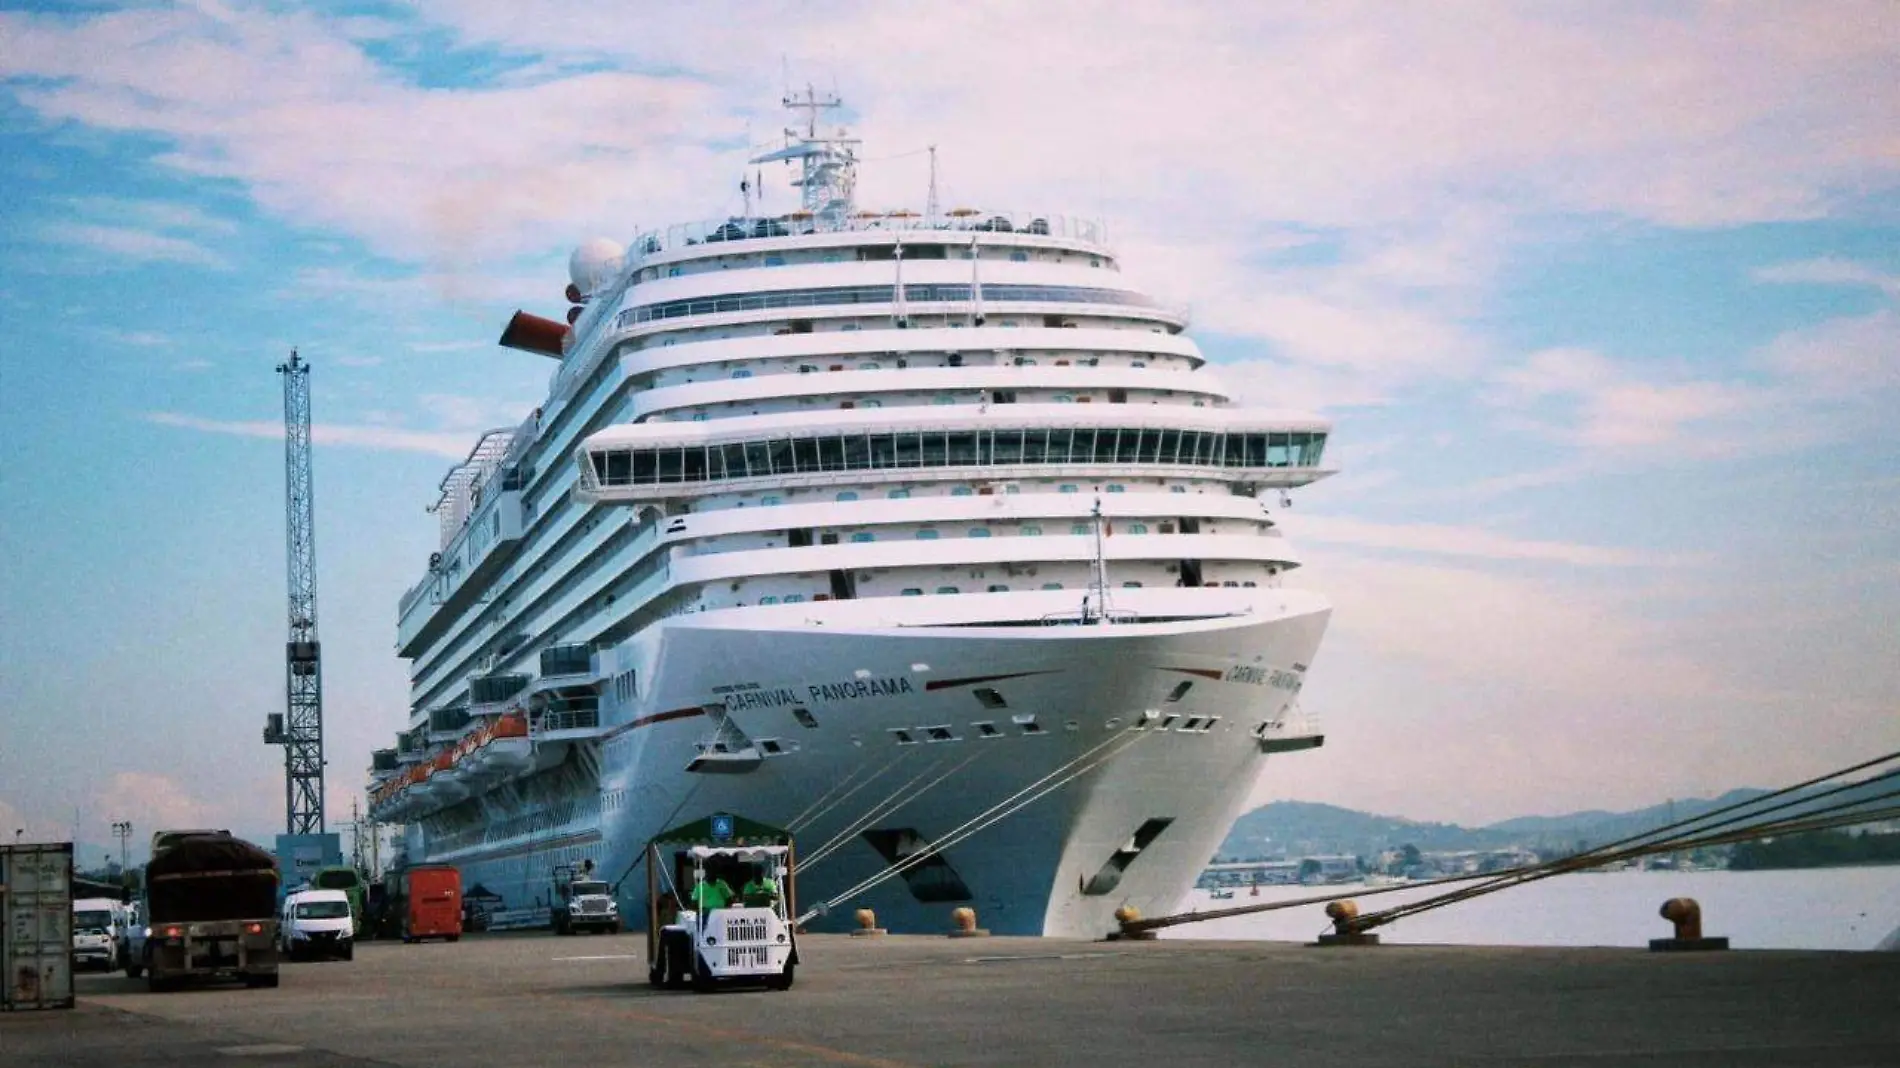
[691,869,733,912]
[740,867,780,908]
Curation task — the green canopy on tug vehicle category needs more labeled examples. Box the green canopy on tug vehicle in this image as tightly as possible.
[649,813,790,848]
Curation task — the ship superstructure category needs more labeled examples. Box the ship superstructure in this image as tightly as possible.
[368,91,1335,936]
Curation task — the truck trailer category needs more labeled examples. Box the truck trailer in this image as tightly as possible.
[133,832,281,991]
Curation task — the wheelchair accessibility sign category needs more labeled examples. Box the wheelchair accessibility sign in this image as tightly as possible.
[711,814,735,841]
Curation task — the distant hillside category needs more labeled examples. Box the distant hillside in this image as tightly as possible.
[1217,789,1796,861]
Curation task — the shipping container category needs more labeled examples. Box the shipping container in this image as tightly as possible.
[2,842,76,1011]
[400,866,462,942]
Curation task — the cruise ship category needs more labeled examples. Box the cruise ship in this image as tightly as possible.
[368,91,1335,937]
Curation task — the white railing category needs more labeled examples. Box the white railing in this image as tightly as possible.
[632,210,1109,259]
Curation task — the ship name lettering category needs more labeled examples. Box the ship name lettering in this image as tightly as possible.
[723,687,800,711]
[808,677,916,703]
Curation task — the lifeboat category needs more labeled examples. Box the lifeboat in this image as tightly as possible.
[431,748,470,804]
[484,711,534,775]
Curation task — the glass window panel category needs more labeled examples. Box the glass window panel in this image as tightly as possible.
[657,448,684,483]
[1047,429,1074,463]
[841,434,870,469]
[606,451,632,485]
[723,443,748,478]
[969,528,991,538]
[681,446,708,482]
[869,433,896,469]
[1267,432,1292,467]
[745,441,773,476]
[993,429,1024,465]
[892,433,921,468]
[791,438,820,472]
[947,432,979,466]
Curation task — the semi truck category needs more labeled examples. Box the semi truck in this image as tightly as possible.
[131,832,281,991]
[549,862,621,935]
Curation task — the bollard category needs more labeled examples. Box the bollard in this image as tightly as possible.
[850,907,887,937]
[1313,899,1380,946]
[1108,905,1155,941]
[947,906,990,938]
[1649,897,1728,952]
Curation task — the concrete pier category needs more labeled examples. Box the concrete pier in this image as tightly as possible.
[7,932,1898,1067]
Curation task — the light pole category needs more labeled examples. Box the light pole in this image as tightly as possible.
[111,820,133,871]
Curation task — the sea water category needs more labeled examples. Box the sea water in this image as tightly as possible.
[1162,867,1900,950]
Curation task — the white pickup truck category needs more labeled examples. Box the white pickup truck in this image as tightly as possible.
[71,897,125,971]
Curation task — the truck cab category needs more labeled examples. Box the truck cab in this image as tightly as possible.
[550,863,621,935]
[644,815,797,993]
[280,888,355,961]
[71,897,123,971]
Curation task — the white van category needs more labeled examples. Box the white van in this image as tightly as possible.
[279,888,354,961]
[72,897,124,971]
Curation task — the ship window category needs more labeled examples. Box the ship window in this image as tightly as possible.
[859,362,880,370]
[973,721,1001,738]
[759,596,779,605]
[850,532,874,543]
[901,588,924,596]
[888,489,911,499]
[783,594,805,603]
[1009,251,1028,262]
[968,528,991,538]
[951,486,974,496]
[973,688,1008,709]
[837,491,859,501]
[1165,681,1193,703]
[761,495,782,506]
[1041,582,1063,590]
[1019,525,1042,536]
[935,585,959,594]
[1071,524,1090,535]
[1060,484,1078,494]
[1107,484,1125,493]
[1014,714,1043,735]
[1128,523,1148,534]
[792,707,818,729]
[764,255,785,266]
[731,369,752,379]
[986,584,1009,592]
[891,729,915,745]
[925,726,956,742]
[916,529,939,540]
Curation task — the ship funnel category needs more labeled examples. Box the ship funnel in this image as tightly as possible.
[498,311,569,359]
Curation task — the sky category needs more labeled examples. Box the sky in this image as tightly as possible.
[2,2,1896,854]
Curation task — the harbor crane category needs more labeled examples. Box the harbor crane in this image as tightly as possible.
[264,350,326,833]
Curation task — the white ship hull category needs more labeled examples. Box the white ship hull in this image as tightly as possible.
[416,591,1327,937]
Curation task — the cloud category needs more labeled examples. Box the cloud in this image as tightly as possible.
[1753,257,1900,299]
[1759,309,1900,396]
[172,358,214,372]
[93,772,214,833]
[1284,514,1671,567]
[145,411,473,457]
[1490,347,1758,453]
[97,328,171,347]
[41,222,226,267]
[61,195,240,237]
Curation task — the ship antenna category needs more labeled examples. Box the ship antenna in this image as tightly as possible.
[926,144,939,226]
[1087,497,1114,624]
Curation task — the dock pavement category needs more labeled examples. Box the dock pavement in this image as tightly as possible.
[5,932,1898,1067]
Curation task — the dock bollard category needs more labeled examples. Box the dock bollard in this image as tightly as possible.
[947,906,990,938]
[1648,897,1728,952]
[1313,899,1380,946]
[850,908,887,937]
[1110,905,1156,941]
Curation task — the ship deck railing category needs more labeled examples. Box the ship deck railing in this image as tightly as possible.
[635,210,1109,259]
